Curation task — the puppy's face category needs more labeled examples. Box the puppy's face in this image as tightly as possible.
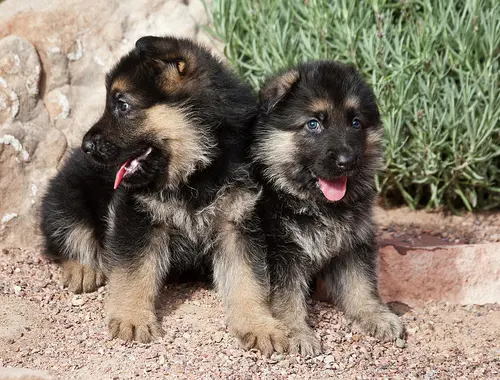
[254,61,383,203]
[81,36,217,190]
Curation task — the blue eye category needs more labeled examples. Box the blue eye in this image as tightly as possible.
[352,118,361,129]
[306,119,321,131]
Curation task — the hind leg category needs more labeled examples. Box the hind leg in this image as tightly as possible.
[53,223,106,293]
[61,260,106,293]
[320,241,404,341]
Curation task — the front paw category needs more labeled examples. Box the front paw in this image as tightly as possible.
[231,317,290,357]
[61,261,106,293]
[289,327,322,356]
[357,310,404,341]
[108,309,164,343]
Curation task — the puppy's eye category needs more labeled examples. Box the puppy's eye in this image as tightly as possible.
[117,100,130,113]
[306,119,321,132]
[352,118,361,129]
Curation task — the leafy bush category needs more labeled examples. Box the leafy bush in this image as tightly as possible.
[208,0,500,211]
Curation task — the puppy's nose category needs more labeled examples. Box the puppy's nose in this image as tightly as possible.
[81,138,94,154]
[82,133,102,155]
[336,153,355,171]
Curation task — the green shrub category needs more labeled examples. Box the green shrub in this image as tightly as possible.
[207,0,500,211]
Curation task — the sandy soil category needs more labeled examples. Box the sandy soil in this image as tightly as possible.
[1,245,499,380]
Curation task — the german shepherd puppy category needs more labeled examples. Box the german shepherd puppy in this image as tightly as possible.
[251,61,404,355]
[40,36,289,355]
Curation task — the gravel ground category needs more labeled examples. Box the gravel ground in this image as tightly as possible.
[1,248,499,379]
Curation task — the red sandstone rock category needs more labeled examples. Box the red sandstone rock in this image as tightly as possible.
[378,243,500,306]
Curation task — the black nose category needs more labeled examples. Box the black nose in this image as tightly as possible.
[336,153,355,171]
[81,138,94,154]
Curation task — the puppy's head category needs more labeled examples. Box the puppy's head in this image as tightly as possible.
[254,61,383,203]
[81,36,220,190]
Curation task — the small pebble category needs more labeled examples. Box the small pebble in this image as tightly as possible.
[395,338,406,348]
[71,296,85,306]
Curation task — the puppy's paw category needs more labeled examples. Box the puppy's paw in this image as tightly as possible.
[358,310,404,341]
[288,327,322,356]
[61,261,106,293]
[108,309,164,343]
[232,318,290,357]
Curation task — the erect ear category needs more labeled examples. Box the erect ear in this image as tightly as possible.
[259,69,299,111]
[135,36,198,90]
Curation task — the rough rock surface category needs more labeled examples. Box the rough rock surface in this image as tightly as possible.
[0,0,218,248]
[379,243,500,307]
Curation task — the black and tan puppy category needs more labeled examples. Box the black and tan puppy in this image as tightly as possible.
[41,36,289,355]
[251,61,404,355]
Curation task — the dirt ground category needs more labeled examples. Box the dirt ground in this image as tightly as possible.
[1,207,499,379]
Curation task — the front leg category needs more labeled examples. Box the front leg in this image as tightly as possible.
[320,241,404,341]
[270,256,322,356]
[105,201,168,343]
[213,194,289,356]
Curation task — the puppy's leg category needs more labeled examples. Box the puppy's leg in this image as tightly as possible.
[321,242,404,341]
[105,203,168,343]
[270,264,322,356]
[41,150,112,293]
[107,256,165,343]
[55,223,106,293]
[214,220,289,356]
[61,260,105,294]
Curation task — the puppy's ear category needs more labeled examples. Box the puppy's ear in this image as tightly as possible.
[259,69,299,111]
[136,36,198,90]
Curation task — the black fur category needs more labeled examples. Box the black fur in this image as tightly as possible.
[40,36,289,352]
[251,61,404,355]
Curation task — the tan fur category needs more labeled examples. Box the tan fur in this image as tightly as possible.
[254,130,309,199]
[160,63,183,93]
[61,260,105,293]
[365,128,384,166]
[144,105,215,187]
[323,262,404,341]
[111,77,130,93]
[213,216,289,356]
[107,249,166,343]
[344,96,360,109]
[270,284,321,355]
[62,223,102,267]
[260,69,299,105]
[309,98,330,113]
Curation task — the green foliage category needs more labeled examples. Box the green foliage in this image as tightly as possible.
[207,0,500,211]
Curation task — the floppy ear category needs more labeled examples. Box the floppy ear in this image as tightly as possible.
[135,36,198,90]
[259,69,299,111]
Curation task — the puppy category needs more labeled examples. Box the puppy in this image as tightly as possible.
[41,36,288,355]
[251,61,404,355]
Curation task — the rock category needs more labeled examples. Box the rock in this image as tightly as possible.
[378,243,500,306]
[0,368,53,380]
[0,0,215,248]
[71,295,85,306]
[324,355,335,364]
[0,36,41,122]
[395,338,406,348]
[45,87,70,122]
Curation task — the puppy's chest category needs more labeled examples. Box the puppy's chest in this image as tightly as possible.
[138,196,217,244]
[284,211,368,264]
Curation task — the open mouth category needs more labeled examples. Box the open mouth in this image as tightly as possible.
[114,147,153,189]
[317,176,348,202]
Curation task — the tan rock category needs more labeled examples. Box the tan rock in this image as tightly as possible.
[0,36,41,122]
[0,0,216,248]
[379,243,500,306]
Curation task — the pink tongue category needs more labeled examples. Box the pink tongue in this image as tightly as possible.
[318,176,347,201]
[114,161,130,190]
